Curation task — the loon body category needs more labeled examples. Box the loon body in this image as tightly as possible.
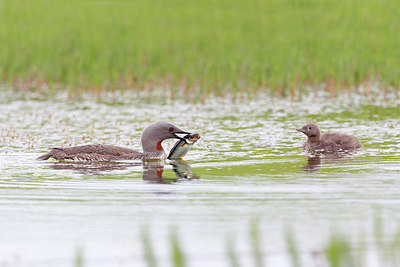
[37,121,190,161]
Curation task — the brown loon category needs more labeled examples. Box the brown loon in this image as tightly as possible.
[37,121,190,161]
[296,123,361,152]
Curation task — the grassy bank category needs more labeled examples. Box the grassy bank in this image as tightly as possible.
[1,0,400,97]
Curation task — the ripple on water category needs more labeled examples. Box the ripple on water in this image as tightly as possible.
[1,92,400,266]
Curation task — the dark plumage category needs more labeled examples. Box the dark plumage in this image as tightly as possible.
[296,123,361,152]
[37,121,190,161]
[36,144,143,161]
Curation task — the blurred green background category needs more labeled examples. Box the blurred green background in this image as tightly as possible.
[1,0,399,96]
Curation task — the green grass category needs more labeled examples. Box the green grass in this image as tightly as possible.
[170,227,186,267]
[1,0,400,97]
[141,226,158,267]
[325,235,355,267]
[74,247,84,267]
[249,219,264,267]
[226,237,241,267]
[135,220,400,267]
[285,229,301,267]
[69,220,400,267]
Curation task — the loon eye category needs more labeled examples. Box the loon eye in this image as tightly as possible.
[169,127,174,132]
[308,126,312,130]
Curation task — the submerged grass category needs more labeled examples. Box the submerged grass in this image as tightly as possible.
[1,0,400,97]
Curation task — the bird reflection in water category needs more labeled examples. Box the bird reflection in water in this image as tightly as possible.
[143,160,198,184]
[43,159,198,184]
[304,156,322,172]
[303,150,360,173]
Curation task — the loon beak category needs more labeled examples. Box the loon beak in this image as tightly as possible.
[173,131,190,140]
[296,128,305,133]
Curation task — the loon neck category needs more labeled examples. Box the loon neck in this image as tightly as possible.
[156,141,164,151]
[308,134,321,144]
[141,150,167,160]
[142,139,166,154]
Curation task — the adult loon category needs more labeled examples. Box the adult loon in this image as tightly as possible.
[37,121,190,161]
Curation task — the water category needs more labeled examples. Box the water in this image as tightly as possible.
[1,90,400,266]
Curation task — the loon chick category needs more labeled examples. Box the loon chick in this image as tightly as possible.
[37,121,189,161]
[296,123,361,152]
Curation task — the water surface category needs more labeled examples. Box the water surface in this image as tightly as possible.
[1,90,400,266]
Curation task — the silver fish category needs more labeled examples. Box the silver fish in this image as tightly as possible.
[167,133,200,159]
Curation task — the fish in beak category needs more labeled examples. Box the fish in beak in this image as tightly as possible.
[168,133,201,159]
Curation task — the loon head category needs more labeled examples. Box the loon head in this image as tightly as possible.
[141,121,189,153]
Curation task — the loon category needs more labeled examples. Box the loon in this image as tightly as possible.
[37,121,190,161]
[296,123,361,152]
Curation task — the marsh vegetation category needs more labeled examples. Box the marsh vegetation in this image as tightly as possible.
[1,0,400,98]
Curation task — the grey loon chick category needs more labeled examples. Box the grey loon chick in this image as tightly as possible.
[296,123,361,152]
[37,121,190,161]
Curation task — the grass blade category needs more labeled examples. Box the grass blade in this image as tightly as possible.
[226,236,241,267]
[170,227,186,267]
[249,219,264,267]
[141,226,158,267]
[74,246,84,267]
[285,228,301,267]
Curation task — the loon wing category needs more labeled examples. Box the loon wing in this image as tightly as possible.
[37,144,143,161]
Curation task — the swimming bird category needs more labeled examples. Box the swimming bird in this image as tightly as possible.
[296,123,361,152]
[37,121,190,161]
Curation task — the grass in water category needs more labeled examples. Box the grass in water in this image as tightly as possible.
[1,0,400,98]
[170,227,186,267]
[249,219,264,267]
[285,229,301,267]
[324,235,355,267]
[226,236,241,267]
[144,221,400,267]
[141,226,158,267]
[74,247,84,267]
[65,221,400,267]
